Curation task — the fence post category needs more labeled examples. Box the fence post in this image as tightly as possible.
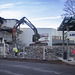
[2,38,6,57]
[23,47,25,58]
[43,46,45,60]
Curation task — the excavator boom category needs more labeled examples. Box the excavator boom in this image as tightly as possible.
[13,17,40,42]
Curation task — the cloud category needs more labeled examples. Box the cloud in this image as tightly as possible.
[29,2,42,5]
[31,16,61,21]
[58,0,65,2]
[0,3,15,9]
[0,10,26,19]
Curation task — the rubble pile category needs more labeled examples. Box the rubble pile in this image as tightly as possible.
[4,45,75,60]
[53,46,63,56]
[24,46,57,60]
[45,46,57,60]
[52,46,75,57]
[24,46,75,60]
[25,46,43,59]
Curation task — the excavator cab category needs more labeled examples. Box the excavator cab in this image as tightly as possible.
[32,34,40,42]
[31,33,48,46]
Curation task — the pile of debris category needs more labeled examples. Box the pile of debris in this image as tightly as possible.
[23,46,57,60]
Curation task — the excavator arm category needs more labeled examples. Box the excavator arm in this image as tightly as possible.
[13,17,40,42]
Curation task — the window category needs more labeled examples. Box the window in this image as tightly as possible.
[56,36,60,40]
[44,37,48,40]
[52,36,55,39]
[52,36,61,40]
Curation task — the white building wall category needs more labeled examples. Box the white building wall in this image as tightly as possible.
[51,28,62,36]
[19,28,33,46]
[19,28,62,46]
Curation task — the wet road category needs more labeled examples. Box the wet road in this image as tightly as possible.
[0,60,75,75]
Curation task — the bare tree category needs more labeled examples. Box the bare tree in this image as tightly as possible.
[63,0,75,17]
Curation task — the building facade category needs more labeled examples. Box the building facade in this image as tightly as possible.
[19,28,62,46]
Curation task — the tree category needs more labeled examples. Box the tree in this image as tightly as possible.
[63,0,75,17]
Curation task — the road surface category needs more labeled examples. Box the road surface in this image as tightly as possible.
[0,60,75,75]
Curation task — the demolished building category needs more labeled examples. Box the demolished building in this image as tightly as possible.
[0,17,22,44]
[0,17,23,56]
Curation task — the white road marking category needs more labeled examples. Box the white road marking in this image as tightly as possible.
[12,65,61,75]
[1,63,62,75]
[0,70,24,75]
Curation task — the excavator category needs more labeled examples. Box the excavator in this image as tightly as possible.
[12,17,48,46]
[0,17,48,46]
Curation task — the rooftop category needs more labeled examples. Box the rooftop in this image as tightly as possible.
[58,17,75,31]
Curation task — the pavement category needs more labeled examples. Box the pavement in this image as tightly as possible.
[0,56,75,65]
[0,59,75,75]
[57,57,75,66]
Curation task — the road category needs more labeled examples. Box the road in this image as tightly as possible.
[0,60,75,75]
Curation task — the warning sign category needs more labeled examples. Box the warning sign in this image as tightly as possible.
[72,49,75,54]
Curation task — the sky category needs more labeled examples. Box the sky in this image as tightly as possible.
[0,0,66,29]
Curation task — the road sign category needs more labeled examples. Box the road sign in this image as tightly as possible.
[72,49,75,54]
